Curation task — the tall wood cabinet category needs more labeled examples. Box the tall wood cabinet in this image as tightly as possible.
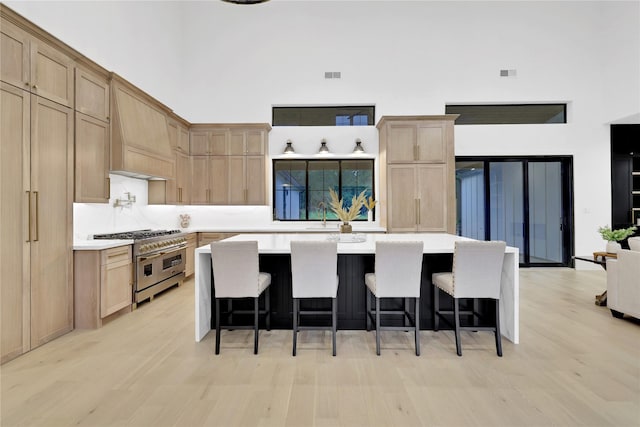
[189,124,270,205]
[1,82,74,363]
[378,115,457,233]
[74,66,111,203]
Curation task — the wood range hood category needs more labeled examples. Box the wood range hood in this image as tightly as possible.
[110,73,175,180]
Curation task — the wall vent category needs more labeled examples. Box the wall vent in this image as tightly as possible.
[500,69,517,77]
[324,71,341,79]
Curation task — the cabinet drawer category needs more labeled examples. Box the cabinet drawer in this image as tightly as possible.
[198,232,236,247]
[103,246,131,265]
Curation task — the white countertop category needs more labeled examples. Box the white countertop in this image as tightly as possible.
[180,223,386,234]
[195,232,520,254]
[74,224,386,250]
[73,239,134,250]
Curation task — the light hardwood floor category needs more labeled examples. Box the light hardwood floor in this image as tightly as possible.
[1,269,639,426]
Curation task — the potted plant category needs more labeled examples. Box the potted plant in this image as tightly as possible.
[328,188,367,233]
[598,225,637,253]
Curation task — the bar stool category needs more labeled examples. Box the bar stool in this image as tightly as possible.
[432,240,506,357]
[365,241,424,356]
[290,240,339,356]
[210,241,271,355]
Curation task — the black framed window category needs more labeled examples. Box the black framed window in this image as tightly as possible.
[272,106,375,126]
[446,104,566,125]
[273,159,374,220]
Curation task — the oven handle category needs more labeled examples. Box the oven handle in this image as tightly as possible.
[138,252,166,262]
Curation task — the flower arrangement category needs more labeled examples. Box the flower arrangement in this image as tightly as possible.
[598,225,636,241]
[328,188,367,223]
[364,196,377,212]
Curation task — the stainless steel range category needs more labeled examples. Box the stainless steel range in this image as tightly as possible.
[93,229,187,308]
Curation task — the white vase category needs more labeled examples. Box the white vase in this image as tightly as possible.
[606,241,621,254]
[367,210,373,222]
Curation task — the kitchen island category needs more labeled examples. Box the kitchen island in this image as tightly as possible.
[195,233,520,343]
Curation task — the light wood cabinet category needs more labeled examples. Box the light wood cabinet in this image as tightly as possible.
[75,67,109,122]
[229,155,266,205]
[110,76,175,179]
[189,124,269,205]
[74,246,132,329]
[386,121,447,163]
[1,82,74,363]
[388,164,449,232]
[75,112,110,203]
[197,232,237,248]
[0,18,74,107]
[378,115,457,233]
[190,127,227,155]
[184,234,197,277]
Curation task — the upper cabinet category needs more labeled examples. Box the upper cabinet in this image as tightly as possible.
[74,65,111,203]
[110,75,175,179]
[187,124,270,205]
[75,66,110,122]
[378,115,458,233]
[0,18,74,107]
[386,118,448,163]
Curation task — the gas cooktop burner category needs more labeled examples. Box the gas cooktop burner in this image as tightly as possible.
[93,229,182,240]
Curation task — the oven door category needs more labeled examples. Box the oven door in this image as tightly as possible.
[136,247,186,292]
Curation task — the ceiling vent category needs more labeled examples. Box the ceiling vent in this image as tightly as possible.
[324,71,341,79]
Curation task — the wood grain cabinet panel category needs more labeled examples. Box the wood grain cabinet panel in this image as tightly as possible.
[75,112,110,203]
[1,84,73,363]
[75,67,109,122]
[74,246,132,329]
[378,115,457,233]
[0,82,31,364]
[184,234,197,277]
[0,19,74,107]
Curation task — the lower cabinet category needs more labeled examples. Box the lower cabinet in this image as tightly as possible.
[197,232,237,248]
[74,246,133,329]
[185,233,197,277]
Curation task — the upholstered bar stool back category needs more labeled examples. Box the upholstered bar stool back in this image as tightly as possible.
[432,240,506,357]
[210,241,271,355]
[290,240,339,356]
[364,241,424,356]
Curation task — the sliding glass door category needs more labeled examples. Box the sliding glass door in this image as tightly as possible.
[456,157,573,267]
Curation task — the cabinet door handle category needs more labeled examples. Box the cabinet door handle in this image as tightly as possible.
[33,191,39,242]
[26,190,31,242]
[413,145,417,161]
[32,84,38,90]
[417,200,421,225]
[179,187,183,203]
[416,145,420,161]
[106,177,110,199]
[415,199,419,224]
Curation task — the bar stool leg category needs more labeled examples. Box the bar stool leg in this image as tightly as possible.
[375,296,381,356]
[495,299,503,357]
[332,297,337,357]
[292,298,298,356]
[366,288,371,331]
[415,297,420,356]
[254,297,259,355]
[433,285,439,331]
[265,287,271,331]
[215,298,221,355]
[454,298,462,357]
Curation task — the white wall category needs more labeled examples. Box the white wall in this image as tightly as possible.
[8,0,639,264]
